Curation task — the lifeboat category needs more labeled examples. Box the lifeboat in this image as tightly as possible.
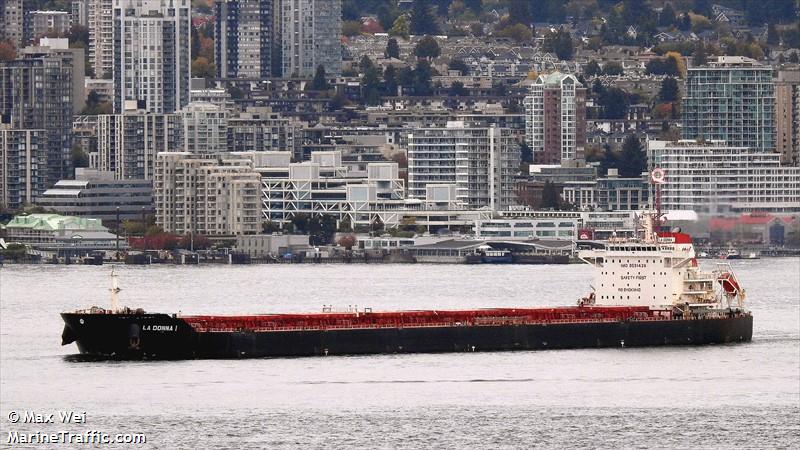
[717,272,741,296]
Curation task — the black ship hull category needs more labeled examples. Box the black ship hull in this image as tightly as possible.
[61,313,753,360]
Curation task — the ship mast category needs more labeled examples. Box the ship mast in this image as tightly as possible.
[647,168,667,242]
[110,267,121,312]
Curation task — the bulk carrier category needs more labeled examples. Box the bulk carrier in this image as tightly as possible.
[61,171,751,359]
[61,215,752,359]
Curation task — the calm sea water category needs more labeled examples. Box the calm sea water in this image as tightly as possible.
[1,259,798,449]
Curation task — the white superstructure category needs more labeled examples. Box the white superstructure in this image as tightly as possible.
[579,213,746,311]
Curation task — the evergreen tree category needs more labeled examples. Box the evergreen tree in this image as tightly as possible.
[659,3,676,27]
[450,81,466,96]
[543,28,574,60]
[602,62,624,76]
[359,55,374,74]
[599,87,629,119]
[583,60,602,77]
[598,144,617,177]
[414,35,441,59]
[383,65,399,96]
[693,41,708,66]
[617,136,647,178]
[677,13,691,31]
[658,77,679,102]
[447,58,469,75]
[506,0,532,26]
[389,14,410,39]
[361,66,382,106]
[519,142,533,164]
[411,60,434,96]
[767,23,779,46]
[310,65,329,90]
[411,0,440,35]
[385,38,400,59]
[540,181,561,210]
[463,0,481,14]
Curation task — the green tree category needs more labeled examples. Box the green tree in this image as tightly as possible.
[389,14,410,39]
[296,215,337,246]
[599,87,629,119]
[543,29,574,60]
[0,243,28,262]
[495,23,533,43]
[71,144,89,169]
[361,66,382,105]
[659,77,679,102]
[411,60,434,96]
[506,0,532,26]
[540,181,561,210]
[767,23,779,46]
[310,65,329,90]
[447,58,469,75]
[383,65,398,96]
[659,3,676,27]
[385,38,400,59]
[410,0,439,36]
[583,60,601,77]
[449,81,466,96]
[617,135,647,178]
[602,62,624,76]
[519,142,533,164]
[693,41,708,66]
[377,4,401,31]
[359,55,374,73]
[414,35,441,59]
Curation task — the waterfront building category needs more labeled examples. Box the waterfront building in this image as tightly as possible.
[36,168,153,223]
[113,0,191,114]
[775,69,800,166]
[0,126,46,210]
[500,209,640,240]
[255,150,489,231]
[94,106,182,180]
[235,233,310,257]
[179,102,229,154]
[1,213,126,253]
[682,56,775,151]
[24,11,71,44]
[407,121,519,212]
[154,152,262,235]
[215,0,275,79]
[1,41,83,187]
[280,0,342,77]
[523,72,587,164]
[1,0,24,49]
[88,0,113,78]
[648,140,800,215]
[474,218,578,239]
[259,151,405,226]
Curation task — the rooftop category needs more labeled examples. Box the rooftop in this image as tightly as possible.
[3,214,107,232]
